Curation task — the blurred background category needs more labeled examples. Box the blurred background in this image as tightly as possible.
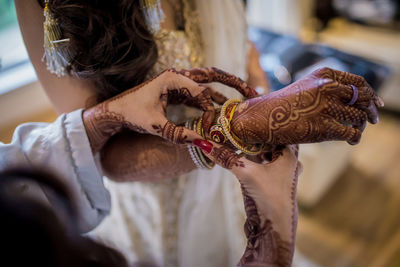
[0,0,399,266]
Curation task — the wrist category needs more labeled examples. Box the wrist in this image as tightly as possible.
[208,99,264,155]
[82,103,126,153]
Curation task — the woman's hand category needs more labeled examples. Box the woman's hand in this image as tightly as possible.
[83,67,256,153]
[230,67,384,146]
[193,140,301,267]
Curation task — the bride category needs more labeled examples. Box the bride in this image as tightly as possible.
[15,0,381,266]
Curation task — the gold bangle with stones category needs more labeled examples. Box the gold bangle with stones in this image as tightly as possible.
[220,99,264,155]
[209,114,227,144]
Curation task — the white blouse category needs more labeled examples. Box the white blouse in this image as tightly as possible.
[0,109,110,233]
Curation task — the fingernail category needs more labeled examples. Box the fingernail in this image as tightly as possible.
[251,87,258,96]
[193,139,213,154]
[377,97,385,108]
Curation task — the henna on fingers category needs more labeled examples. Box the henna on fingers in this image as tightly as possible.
[173,67,258,98]
[152,121,189,144]
[227,67,382,146]
[208,87,229,105]
[83,67,260,182]
[83,68,225,153]
[83,102,147,153]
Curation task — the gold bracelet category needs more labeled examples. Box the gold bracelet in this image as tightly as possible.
[220,99,264,155]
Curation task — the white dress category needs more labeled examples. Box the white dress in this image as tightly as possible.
[91,1,251,266]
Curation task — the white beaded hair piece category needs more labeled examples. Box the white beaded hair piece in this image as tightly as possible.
[139,0,165,33]
[42,0,73,77]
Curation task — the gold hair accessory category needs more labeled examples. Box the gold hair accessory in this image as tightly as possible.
[140,0,165,33]
[43,0,73,77]
[220,99,264,155]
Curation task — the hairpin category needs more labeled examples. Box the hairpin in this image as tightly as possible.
[140,0,165,33]
[42,0,73,77]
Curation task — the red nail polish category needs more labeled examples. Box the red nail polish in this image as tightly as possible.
[193,139,213,154]
[250,87,258,96]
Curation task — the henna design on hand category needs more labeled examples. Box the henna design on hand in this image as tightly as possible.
[101,132,196,182]
[160,86,215,134]
[209,146,245,169]
[152,121,188,144]
[230,68,381,146]
[238,187,292,267]
[196,143,300,267]
[83,102,147,153]
[238,147,301,267]
[173,67,258,98]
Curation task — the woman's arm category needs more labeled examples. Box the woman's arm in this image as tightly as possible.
[101,132,196,182]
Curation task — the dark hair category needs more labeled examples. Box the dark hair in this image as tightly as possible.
[0,168,129,267]
[38,0,158,102]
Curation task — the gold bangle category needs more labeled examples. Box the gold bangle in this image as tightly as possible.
[196,117,204,138]
[220,99,264,155]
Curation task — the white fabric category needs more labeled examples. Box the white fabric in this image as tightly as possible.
[0,109,110,233]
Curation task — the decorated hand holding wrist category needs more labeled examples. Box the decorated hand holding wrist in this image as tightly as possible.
[82,67,257,153]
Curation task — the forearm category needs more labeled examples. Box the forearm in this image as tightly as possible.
[101,131,196,182]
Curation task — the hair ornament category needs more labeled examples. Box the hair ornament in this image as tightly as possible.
[42,0,73,77]
[140,0,165,33]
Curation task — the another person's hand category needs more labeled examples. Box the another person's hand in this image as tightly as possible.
[230,67,384,146]
[246,42,270,95]
[193,140,301,267]
[83,67,257,152]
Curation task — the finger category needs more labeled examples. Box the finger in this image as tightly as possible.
[192,139,248,173]
[162,72,217,134]
[374,95,385,108]
[334,84,370,106]
[315,68,366,87]
[355,120,367,132]
[325,102,368,126]
[150,118,203,144]
[175,67,258,98]
[208,86,229,105]
[365,101,379,124]
[327,120,363,145]
[334,83,379,124]
[195,88,216,135]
